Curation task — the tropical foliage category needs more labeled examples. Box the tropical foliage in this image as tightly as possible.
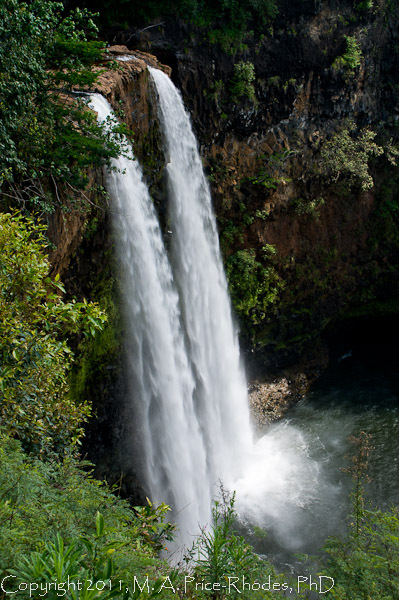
[74,0,278,49]
[0,431,176,594]
[0,212,106,456]
[0,0,128,212]
[320,122,384,191]
[226,247,283,336]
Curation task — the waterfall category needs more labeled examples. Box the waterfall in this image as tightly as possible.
[90,75,331,556]
[149,67,253,487]
[89,92,252,549]
[89,94,210,546]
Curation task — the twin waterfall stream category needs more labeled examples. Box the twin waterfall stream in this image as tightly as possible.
[89,66,325,555]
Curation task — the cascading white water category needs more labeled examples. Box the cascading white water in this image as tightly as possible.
[149,67,253,489]
[90,77,336,555]
[89,94,213,547]
[90,87,255,548]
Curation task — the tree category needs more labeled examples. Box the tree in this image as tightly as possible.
[0,0,126,211]
[0,212,106,456]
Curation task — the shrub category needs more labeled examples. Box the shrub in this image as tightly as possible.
[230,61,256,102]
[184,490,281,599]
[320,122,383,191]
[332,35,363,72]
[226,247,282,333]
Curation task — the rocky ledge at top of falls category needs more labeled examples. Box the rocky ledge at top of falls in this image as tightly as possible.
[94,46,171,103]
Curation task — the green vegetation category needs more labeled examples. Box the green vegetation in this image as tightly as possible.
[0,0,129,213]
[0,431,175,592]
[68,242,121,412]
[0,208,175,595]
[226,247,283,337]
[0,212,106,457]
[332,35,363,72]
[0,209,176,598]
[255,209,270,220]
[247,150,295,189]
[291,196,325,217]
[230,61,256,102]
[320,122,384,191]
[267,76,280,86]
[2,411,399,599]
[185,469,399,599]
[205,80,225,108]
[0,162,398,600]
[355,0,373,13]
[220,220,244,252]
[320,433,399,599]
[323,504,399,599]
[185,489,283,599]
[83,0,278,48]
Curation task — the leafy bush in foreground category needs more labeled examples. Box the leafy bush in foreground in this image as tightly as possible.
[0,212,106,456]
[0,432,175,597]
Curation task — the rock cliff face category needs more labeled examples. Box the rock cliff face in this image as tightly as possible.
[116,0,399,386]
